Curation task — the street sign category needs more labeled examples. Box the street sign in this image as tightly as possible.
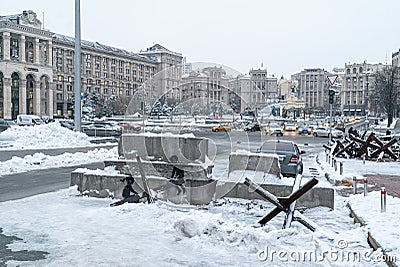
[327,74,338,86]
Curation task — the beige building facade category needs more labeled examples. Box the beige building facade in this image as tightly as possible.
[0,10,181,120]
[341,62,385,116]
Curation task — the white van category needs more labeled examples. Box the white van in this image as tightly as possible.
[16,115,43,126]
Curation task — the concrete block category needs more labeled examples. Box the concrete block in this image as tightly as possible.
[215,181,334,209]
[118,133,209,164]
[228,152,281,177]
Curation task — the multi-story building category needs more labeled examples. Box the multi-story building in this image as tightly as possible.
[227,74,250,112]
[341,61,385,116]
[392,50,400,116]
[181,66,229,100]
[248,65,278,109]
[139,44,182,102]
[293,68,330,116]
[0,10,181,119]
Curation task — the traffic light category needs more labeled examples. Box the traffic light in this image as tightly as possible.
[328,89,335,104]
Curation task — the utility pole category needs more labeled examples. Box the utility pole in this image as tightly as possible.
[326,74,338,144]
[74,0,82,131]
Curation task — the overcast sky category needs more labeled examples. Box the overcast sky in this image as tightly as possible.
[3,0,400,78]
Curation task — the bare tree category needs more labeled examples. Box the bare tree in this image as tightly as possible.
[373,66,399,127]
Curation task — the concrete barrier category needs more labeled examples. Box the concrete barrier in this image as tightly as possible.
[104,159,213,181]
[118,133,209,164]
[228,151,281,177]
[71,169,216,205]
[216,181,334,209]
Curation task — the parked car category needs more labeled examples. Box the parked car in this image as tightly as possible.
[58,119,74,130]
[0,119,16,132]
[117,122,141,132]
[212,124,232,132]
[266,123,284,136]
[244,122,261,132]
[284,123,297,131]
[312,127,343,138]
[335,122,346,132]
[81,122,123,137]
[307,122,318,134]
[297,124,309,135]
[257,140,304,177]
[16,115,43,126]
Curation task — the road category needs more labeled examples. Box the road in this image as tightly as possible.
[0,162,104,202]
[0,144,116,161]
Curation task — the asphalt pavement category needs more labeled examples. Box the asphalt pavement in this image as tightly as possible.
[0,162,104,202]
[0,144,116,161]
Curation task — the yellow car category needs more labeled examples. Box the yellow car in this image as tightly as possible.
[212,125,232,132]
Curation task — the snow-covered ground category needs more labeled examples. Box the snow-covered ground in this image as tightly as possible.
[0,121,399,266]
[0,188,387,266]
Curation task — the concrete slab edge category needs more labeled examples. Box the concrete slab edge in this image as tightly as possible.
[346,202,397,267]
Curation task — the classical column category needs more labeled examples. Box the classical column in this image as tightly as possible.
[19,79,27,115]
[20,35,26,63]
[33,80,41,115]
[3,78,12,119]
[3,32,11,60]
[48,82,54,117]
[34,38,40,64]
[47,41,53,67]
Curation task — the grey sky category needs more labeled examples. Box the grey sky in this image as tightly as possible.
[3,0,400,78]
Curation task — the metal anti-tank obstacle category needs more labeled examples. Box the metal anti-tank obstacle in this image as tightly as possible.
[244,176,318,231]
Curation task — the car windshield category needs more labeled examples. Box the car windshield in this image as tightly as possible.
[260,142,294,152]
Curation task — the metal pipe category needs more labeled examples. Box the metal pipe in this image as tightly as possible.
[363,178,368,196]
[381,187,386,212]
[74,0,82,131]
[353,176,357,194]
[340,161,343,175]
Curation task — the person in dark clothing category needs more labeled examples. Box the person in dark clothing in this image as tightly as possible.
[121,177,149,203]
[169,156,185,195]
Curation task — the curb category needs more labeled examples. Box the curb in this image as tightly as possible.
[347,203,397,267]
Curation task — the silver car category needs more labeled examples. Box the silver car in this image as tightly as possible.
[257,140,304,177]
[312,127,343,138]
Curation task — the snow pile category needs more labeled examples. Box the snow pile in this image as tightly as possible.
[348,192,400,261]
[222,170,290,185]
[73,166,123,176]
[0,147,118,177]
[0,122,92,150]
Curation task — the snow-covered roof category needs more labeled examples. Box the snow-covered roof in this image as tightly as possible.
[52,33,155,62]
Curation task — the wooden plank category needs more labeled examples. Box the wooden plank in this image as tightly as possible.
[136,155,155,203]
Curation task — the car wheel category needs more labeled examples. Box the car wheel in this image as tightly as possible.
[299,164,303,174]
[313,132,317,137]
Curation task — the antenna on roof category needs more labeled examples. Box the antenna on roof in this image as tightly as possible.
[42,12,45,30]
